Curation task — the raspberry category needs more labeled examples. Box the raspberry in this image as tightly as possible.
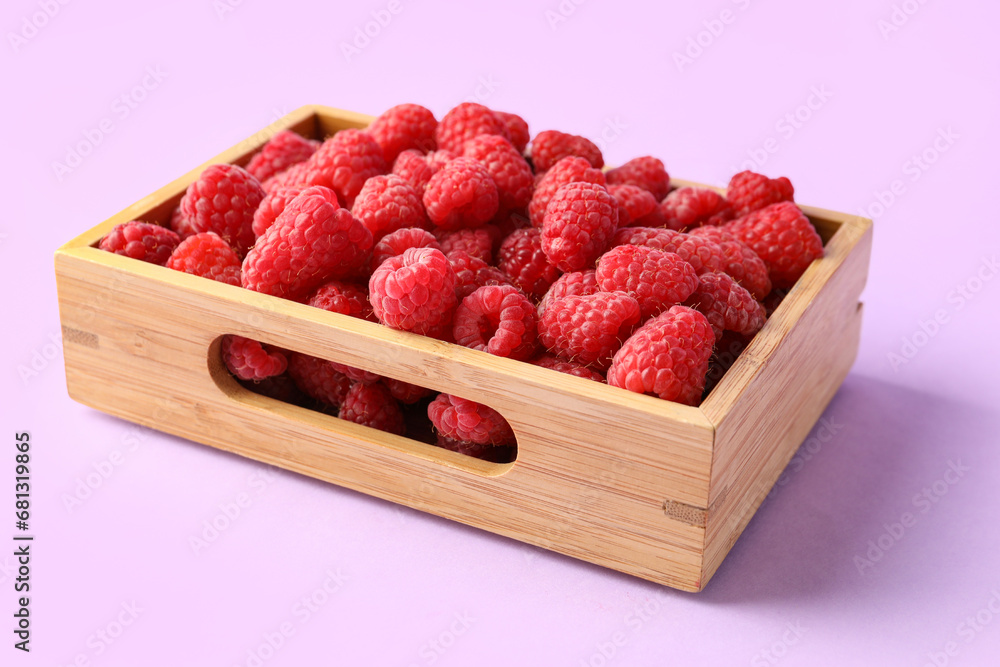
[684,272,766,341]
[252,186,324,239]
[595,244,699,319]
[726,170,794,218]
[239,373,306,405]
[539,292,641,370]
[372,227,441,267]
[494,111,530,153]
[423,157,499,229]
[262,160,310,192]
[453,285,538,360]
[689,226,771,299]
[369,247,457,334]
[166,231,242,286]
[434,435,514,462]
[541,182,618,272]
[528,156,606,226]
[726,202,823,288]
[391,149,455,193]
[437,227,494,264]
[611,227,725,275]
[660,186,734,230]
[367,103,438,163]
[606,156,671,201]
[221,335,287,381]
[462,134,533,212]
[435,102,510,154]
[530,130,604,171]
[607,305,714,406]
[448,251,512,300]
[497,227,561,300]
[246,130,319,185]
[339,382,405,435]
[536,269,600,318]
[170,206,197,239]
[608,184,657,227]
[383,378,433,404]
[287,352,352,408]
[179,164,264,258]
[307,280,379,383]
[530,354,605,382]
[242,187,373,299]
[300,129,387,208]
[427,394,515,446]
[99,221,179,265]
[307,280,375,322]
[350,174,428,241]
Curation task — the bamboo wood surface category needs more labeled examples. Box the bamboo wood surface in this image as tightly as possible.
[54,105,872,591]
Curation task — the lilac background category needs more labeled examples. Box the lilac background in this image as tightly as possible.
[3,0,1000,664]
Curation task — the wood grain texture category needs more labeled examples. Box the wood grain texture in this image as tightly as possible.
[54,105,873,592]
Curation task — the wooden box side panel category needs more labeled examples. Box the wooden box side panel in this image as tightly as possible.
[54,247,715,591]
[699,212,873,587]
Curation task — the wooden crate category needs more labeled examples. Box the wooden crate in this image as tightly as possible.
[53,105,872,592]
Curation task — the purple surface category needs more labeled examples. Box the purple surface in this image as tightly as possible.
[3,0,999,664]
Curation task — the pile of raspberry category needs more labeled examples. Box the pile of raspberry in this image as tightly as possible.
[99,101,825,463]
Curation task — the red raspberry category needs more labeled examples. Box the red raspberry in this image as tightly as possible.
[434,435,515,463]
[453,285,538,360]
[307,280,379,383]
[391,149,455,193]
[611,227,725,275]
[367,103,438,163]
[596,244,699,319]
[497,227,561,300]
[530,130,604,172]
[261,160,310,192]
[287,353,352,408]
[528,156,606,226]
[437,227,494,264]
[491,209,531,241]
[495,111,530,153]
[239,373,306,405]
[726,202,824,288]
[427,394,515,446]
[633,205,668,228]
[373,227,440,267]
[435,102,510,154]
[246,130,319,185]
[606,156,671,201]
[166,231,242,286]
[221,335,287,381]
[307,280,375,322]
[726,171,794,218]
[541,182,619,272]
[462,134,533,212]
[339,382,405,435]
[689,226,771,299]
[423,157,499,229]
[660,186,734,230]
[170,206,197,239]
[300,129,387,208]
[369,247,457,334]
[242,187,373,299]
[607,305,714,405]
[536,269,600,318]
[252,186,324,239]
[539,292,641,370]
[179,164,264,257]
[448,251,512,300]
[351,174,428,241]
[383,378,433,404]
[99,221,179,265]
[530,354,605,382]
[608,184,657,227]
[684,272,767,341]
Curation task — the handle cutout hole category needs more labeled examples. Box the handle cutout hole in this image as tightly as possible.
[210,335,518,468]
